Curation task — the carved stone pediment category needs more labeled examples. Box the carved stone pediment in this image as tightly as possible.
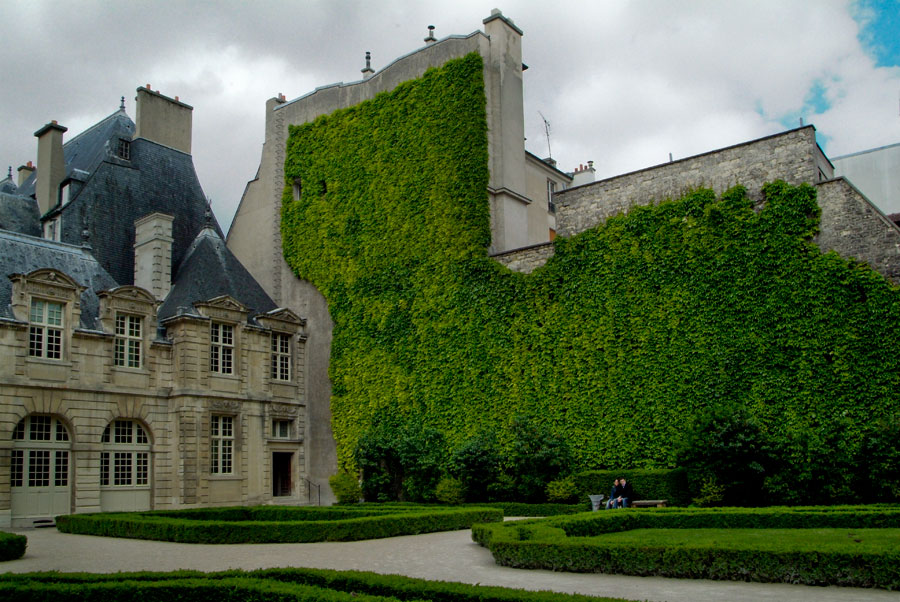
[257,307,306,333]
[12,268,83,300]
[195,295,249,323]
[269,402,299,416]
[210,399,242,412]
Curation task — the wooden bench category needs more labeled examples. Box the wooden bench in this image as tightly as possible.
[630,499,668,508]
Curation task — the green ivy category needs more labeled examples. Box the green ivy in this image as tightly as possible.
[281,52,900,476]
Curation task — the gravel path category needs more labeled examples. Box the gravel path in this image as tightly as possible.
[3,527,898,602]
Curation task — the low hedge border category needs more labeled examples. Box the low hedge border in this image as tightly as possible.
[0,531,26,561]
[472,505,900,589]
[0,568,631,602]
[56,505,502,544]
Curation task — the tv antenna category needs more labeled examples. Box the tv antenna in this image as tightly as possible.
[539,111,552,160]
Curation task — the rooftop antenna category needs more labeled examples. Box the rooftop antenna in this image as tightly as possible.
[538,111,552,159]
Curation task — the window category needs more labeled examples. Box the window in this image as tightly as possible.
[29,299,63,359]
[292,178,302,201]
[60,182,70,205]
[547,179,557,214]
[210,322,234,374]
[100,420,150,487]
[271,332,292,381]
[272,419,292,439]
[114,314,142,368]
[210,415,234,474]
[43,218,60,241]
[10,415,71,489]
[116,139,131,161]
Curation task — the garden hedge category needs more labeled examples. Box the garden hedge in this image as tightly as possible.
[472,505,900,589]
[280,48,900,487]
[0,531,26,561]
[56,505,501,543]
[0,568,627,602]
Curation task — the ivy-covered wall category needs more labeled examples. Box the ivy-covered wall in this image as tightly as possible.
[281,53,900,471]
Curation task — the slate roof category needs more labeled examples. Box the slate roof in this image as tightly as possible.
[0,192,40,236]
[158,226,277,321]
[0,172,17,194]
[0,230,118,328]
[16,109,135,199]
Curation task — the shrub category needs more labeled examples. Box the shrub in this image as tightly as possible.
[0,531,26,561]
[675,406,775,506]
[435,477,466,505]
[856,415,900,503]
[507,416,573,503]
[355,424,445,502]
[546,476,579,503]
[328,472,362,504]
[449,434,502,502]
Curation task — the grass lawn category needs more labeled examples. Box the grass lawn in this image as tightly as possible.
[592,528,900,552]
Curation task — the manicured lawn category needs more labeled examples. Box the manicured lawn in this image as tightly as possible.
[594,528,900,552]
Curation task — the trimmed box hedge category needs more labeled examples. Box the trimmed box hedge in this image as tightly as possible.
[0,531,26,561]
[56,505,502,544]
[573,468,690,506]
[472,505,900,589]
[0,568,629,602]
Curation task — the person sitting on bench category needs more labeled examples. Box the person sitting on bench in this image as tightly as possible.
[605,479,619,509]
[612,476,633,508]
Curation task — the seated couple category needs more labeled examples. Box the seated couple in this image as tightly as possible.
[605,477,633,509]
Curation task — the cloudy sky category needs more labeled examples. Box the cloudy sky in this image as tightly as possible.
[2,0,899,231]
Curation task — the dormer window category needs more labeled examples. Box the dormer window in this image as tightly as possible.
[210,322,234,374]
[116,138,131,161]
[29,299,64,360]
[271,332,291,381]
[114,314,143,368]
[43,217,60,241]
[60,182,70,205]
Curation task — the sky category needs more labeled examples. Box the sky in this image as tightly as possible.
[2,0,899,233]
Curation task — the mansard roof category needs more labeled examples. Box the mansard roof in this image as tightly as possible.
[158,226,276,322]
[0,230,117,328]
[0,172,17,194]
[0,191,40,236]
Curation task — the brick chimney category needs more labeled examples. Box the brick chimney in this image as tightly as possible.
[17,161,34,187]
[134,212,174,300]
[33,121,67,215]
[134,85,193,154]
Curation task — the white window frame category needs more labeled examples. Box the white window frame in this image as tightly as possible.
[100,420,150,488]
[29,298,64,360]
[114,313,143,368]
[11,415,71,488]
[210,322,234,375]
[271,332,292,381]
[210,415,234,475]
[272,418,293,440]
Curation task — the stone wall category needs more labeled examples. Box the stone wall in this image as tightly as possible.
[491,242,555,273]
[816,178,900,283]
[555,127,827,238]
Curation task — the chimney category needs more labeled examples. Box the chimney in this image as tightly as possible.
[570,160,597,187]
[34,121,67,215]
[134,212,174,300]
[17,161,34,186]
[424,25,437,44]
[361,51,374,79]
[134,86,193,154]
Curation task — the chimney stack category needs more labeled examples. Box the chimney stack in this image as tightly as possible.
[134,86,193,154]
[17,161,35,187]
[424,25,437,44]
[134,212,174,300]
[34,121,67,215]
[361,51,374,79]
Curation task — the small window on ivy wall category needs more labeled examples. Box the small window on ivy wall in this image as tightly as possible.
[319,180,327,195]
[292,179,302,201]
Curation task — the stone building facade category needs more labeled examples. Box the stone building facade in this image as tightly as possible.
[0,88,310,528]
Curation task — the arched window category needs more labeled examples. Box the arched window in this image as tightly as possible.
[10,414,72,522]
[100,420,150,487]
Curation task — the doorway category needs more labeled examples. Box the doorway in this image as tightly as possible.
[272,452,293,497]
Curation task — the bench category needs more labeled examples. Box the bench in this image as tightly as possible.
[630,499,668,508]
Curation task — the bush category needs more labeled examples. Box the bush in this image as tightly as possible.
[856,416,900,503]
[435,477,466,505]
[675,406,775,506]
[449,434,502,502]
[546,476,579,503]
[0,531,26,561]
[355,424,445,502]
[572,468,690,506]
[507,416,573,503]
[328,472,362,504]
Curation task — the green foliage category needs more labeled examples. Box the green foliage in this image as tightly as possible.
[692,477,727,507]
[435,477,466,505]
[0,531,26,561]
[572,469,690,507]
[506,416,574,503]
[473,506,900,588]
[0,568,623,602]
[546,476,580,504]
[449,434,502,502]
[280,50,900,498]
[328,472,362,505]
[675,406,775,506]
[55,505,501,543]
[858,416,900,503]
[355,424,445,502]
